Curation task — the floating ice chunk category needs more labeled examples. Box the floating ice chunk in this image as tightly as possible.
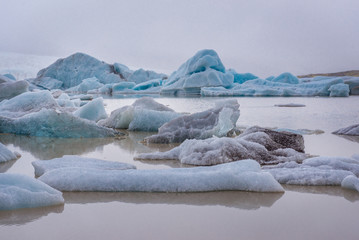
[99,97,179,131]
[145,99,240,143]
[0,91,58,118]
[270,72,299,84]
[128,68,167,84]
[138,126,306,166]
[341,175,359,192]
[264,164,353,185]
[274,103,306,107]
[0,173,64,210]
[73,97,107,122]
[0,142,20,163]
[32,155,136,177]
[328,83,350,97]
[0,109,119,138]
[34,52,122,89]
[264,156,359,185]
[227,69,258,84]
[275,128,324,135]
[343,77,359,95]
[66,77,104,93]
[37,160,284,192]
[332,124,359,136]
[161,49,233,96]
[201,77,345,97]
[0,80,29,101]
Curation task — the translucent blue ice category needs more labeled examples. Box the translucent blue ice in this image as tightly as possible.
[73,97,108,122]
[161,49,233,96]
[128,68,167,84]
[227,69,258,84]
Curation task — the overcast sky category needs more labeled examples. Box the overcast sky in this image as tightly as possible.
[1,0,358,77]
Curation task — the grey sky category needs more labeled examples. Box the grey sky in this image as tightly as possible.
[1,0,358,77]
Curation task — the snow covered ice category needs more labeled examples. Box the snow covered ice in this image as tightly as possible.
[138,126,307,165]
[0,142,20,163]
[144,99,240,143]
[37,160,284,193]
[32,155,136,177]
[0,173,64,211]
[161,49,233,96]
[99,97,182,131]
[264,155,359,186]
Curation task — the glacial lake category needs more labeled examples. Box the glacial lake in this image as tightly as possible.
[1,96,359,240]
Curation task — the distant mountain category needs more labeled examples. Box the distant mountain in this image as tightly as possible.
[298,70,359,78]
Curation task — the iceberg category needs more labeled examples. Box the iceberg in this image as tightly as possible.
[332,124,359,136]
[138,126,306,166]
[270,72,299,84]
[0,173,64,210]
[34,52,123,89]
[0,91,59,118]
[37,160,284,192]
[0,79,29,101]
[161,49,233,96]
[341,175,359,192]
[144,99,240,143]
[112,82,136,92]
[133,78,163,91]
[113,63,133,79]
[343,77,359,95]
[264,156,359,185]
[73,97,107,122]
[0,142,20,163]
[32,155,136,177]
[99,97,181,131]
[0,108,119,138]
[55,92,80,108]
[201,76,345,97]
[29,77,63,90]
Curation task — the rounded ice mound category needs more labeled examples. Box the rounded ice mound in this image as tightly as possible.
[270,72,299,84]
[73,97,108,122]
[341,175,359,192]
[34,52,122,89]
[0,173,64,211]
[161,49,233,96]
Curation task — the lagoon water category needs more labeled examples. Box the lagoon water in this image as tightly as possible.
[1,96,359,239]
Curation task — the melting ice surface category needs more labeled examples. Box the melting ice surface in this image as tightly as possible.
[0,142,20,163]
[0,173,64,210]
[36,160,284,193]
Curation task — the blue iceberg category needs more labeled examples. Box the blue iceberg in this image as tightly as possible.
[161,49,233,96]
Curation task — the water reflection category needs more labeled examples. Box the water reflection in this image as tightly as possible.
[0,204,64,226]
[335,134,359,144]
[63,191,283,210]
[283,185,359,202]
[0,134,116,160]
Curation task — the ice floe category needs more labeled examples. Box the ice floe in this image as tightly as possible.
[37,160,284,192]
[144,99,240,143]
[138,126,307,165]
[99,97,182,131]
[0,142,20,163]
[32,155,136,177]
[264,156,359,186]
[161,49,233,96]
[332,124,359,136]
[0,173,64,210]
[274,103,306,107]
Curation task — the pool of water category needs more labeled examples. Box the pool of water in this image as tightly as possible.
[1,96,359,239]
